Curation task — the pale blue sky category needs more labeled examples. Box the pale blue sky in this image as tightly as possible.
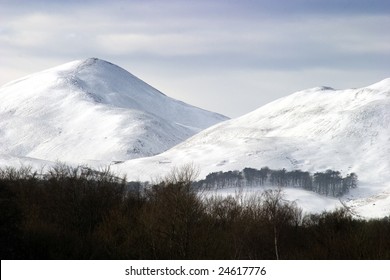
[1,0,389,117]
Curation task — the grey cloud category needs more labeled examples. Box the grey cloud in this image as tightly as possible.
[0,0,389,117]
[235,0,390,16]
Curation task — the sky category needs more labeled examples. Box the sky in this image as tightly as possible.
[1,0,390,118]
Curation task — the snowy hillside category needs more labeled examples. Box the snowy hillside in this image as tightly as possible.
[115,78,390,218]
[0,58,227,166]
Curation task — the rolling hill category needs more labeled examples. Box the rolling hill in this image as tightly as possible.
[115,78,390,217]
[0,58,227,166]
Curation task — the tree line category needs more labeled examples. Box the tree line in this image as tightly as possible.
[1,165,388,260]
[194,167,358,197]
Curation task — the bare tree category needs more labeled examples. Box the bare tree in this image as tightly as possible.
[261,188,302,260]
[162,163,200,185]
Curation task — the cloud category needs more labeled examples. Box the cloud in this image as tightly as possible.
[2,1,389,60]
[238,0,390,16]
[0,0,389,117]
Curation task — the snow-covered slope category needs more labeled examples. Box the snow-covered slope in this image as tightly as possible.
[115,78,390,218]
[0,58,227,166]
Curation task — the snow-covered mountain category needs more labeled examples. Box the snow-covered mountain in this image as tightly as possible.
[0,58,227,166]
[115,78,390,218]
[2,59,389,217]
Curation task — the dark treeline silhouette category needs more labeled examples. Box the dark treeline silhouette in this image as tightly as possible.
[195,167,358,197]
[1,165,388,260]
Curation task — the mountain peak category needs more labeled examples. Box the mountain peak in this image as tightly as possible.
[76,57,117,70]
[294,86,335,95]
[70,57,130,76]
[83,57,100,63]
[0,59,228,165]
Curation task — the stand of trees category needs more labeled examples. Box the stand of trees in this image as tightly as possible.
[2,165,387,260]
[195,167,358,197]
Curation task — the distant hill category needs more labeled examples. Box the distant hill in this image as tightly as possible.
[116,78,390,218]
